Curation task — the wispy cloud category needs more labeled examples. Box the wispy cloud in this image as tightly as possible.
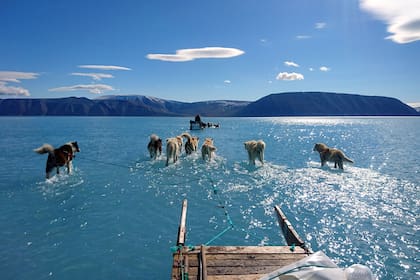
[320,66,331,72]
[224,80,231,84]
[284,61,300,67]
[360,0,420,43]
[0,71,39,83]
[0,82,30,96]
[49,84,115,94]
[315,22,327,29]
[276,72,304,81]
[71,72,114,81]
[146,47,245,62]
[296,35,311,40]
[78,65,131,71]
[0,71,39,96]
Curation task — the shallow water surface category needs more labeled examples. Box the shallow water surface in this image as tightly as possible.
[0,117,418,279]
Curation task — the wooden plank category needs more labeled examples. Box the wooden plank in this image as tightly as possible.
[184,250,190,272]
[200,245,208,280]
[203,246,306,254]
[173,246,306,266]
[274,206,305,247]
[208,264,294,275]
[173,250,307,279]
[177,199,188,246]
[187,256,305,267]
[204,253,305,261]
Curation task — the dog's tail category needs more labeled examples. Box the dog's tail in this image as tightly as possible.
[340,152,354,164]
[181,132,192,141]
[256,140,266,152]
[34,144,54,155]
[343,155,354,163]
[150,134,160,141]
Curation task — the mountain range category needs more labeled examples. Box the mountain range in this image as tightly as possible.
[0,92,418,117]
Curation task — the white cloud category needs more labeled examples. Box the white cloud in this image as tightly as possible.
[224,80,231,84]
[0,82,30,96]
[78,65,131,71]
[276,72,304,81]
[315,22,327,29]
[320,66,331,72]
[309,67,315,71]
[360,0,420,43]
[284,61,299,67]
[0,71,39,83]
[49,84,115,94]
[146,47,245,62]
[0,71,39,96]
[71,72,114,81]
[296,35,311,40]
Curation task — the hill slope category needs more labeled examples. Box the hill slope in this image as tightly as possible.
[0,92,417,116]
[235,92,418,116]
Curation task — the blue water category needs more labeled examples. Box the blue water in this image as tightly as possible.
[0,117,418,279]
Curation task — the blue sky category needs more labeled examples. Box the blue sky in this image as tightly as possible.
[1,0,419,104]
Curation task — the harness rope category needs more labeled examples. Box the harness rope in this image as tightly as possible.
[76,155,141,170]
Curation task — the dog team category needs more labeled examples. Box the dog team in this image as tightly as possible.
[147,132,266,167]
[34,134,353,178]
[148,133,352,171]
[148,132,217,166]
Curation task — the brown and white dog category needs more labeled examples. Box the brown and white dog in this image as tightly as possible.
[313,143,354,170]
[181,132,199,155]
[166,136,182,166]
[147,134,162,160]
[34,141,80,178]
[244,140,266,165]
[201,138,216,161]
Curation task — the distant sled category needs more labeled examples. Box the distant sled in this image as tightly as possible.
[189,120,203,130]
[189,114,205,130]
[189,114,219,130]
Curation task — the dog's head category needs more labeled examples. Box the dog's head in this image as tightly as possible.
[71,141,80,153]
[191,136,199,146]
[244,140,256,151]
[313,143,328,153]
[203,138,213,146]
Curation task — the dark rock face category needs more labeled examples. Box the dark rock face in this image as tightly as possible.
[235,92,418,116]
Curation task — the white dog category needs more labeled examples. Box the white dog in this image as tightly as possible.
[166,137,181,166]
[201,138,216,161]
[244,140,266,165]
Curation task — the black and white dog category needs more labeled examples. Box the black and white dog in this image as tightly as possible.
[34,141,80,178]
